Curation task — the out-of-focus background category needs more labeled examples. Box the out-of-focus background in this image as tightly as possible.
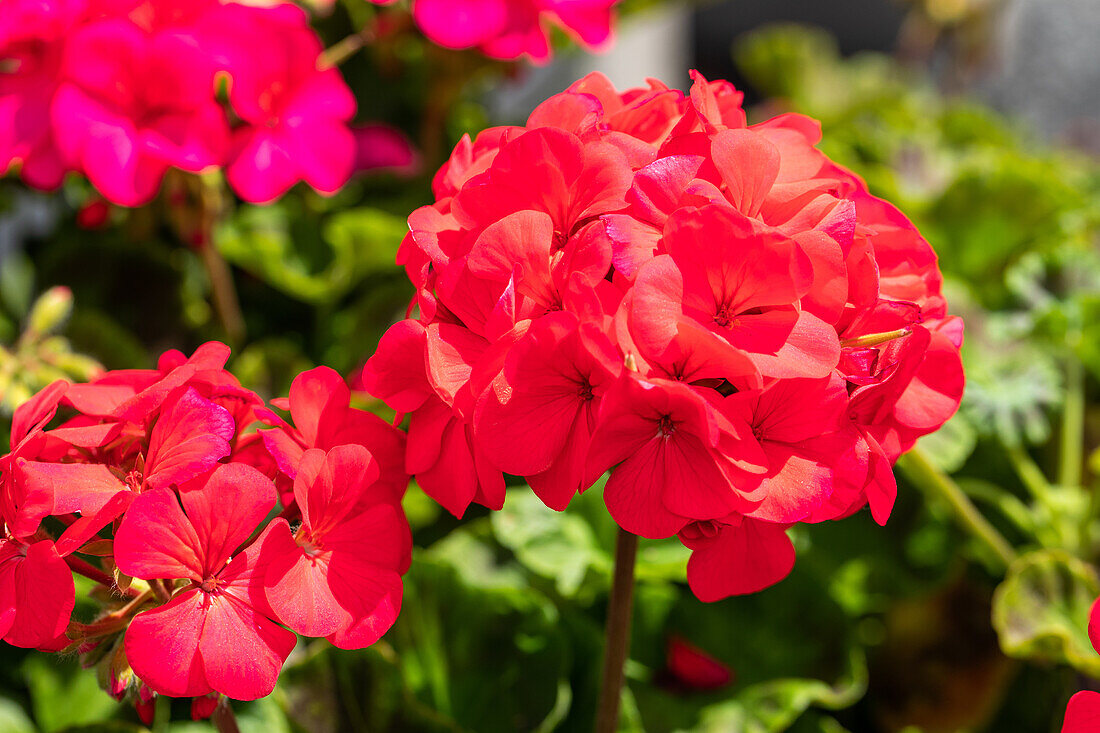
[2,1,1100,732]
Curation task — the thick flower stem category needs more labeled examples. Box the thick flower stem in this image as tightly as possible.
[211,698,241,733]
[899,448,1018,571]
[595,527,638,733]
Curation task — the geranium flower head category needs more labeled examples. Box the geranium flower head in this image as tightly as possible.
[344,70,965,602]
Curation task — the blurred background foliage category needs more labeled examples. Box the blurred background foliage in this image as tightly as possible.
[2,0,1099,731]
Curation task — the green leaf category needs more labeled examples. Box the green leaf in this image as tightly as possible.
[677,648,867,733]
[491,490,609,597]
[0,695,35,733]
[386,556,572,732]
[215,204,405,305]
[23,655,120,733]
[915,412,977,474]
[490,483,688,600]
[991,549,1100,675]
[0,252,34,320]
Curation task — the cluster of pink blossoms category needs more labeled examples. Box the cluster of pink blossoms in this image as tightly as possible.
[360,71,965,602]
[0,0,410,206]
[0,343,410,709]
[368,0,620,63]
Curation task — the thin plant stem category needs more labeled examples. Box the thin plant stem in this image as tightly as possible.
[899,448,1018,571]
[196,179,246,347]
[595,527,638,733]
[1004,443,1063,534]
[211,698,241,733]
[1061,356,1085,489]
[64,555,141,596]
[151,694,171,733]
[319,27,375,69]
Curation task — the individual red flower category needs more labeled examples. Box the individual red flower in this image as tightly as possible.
[115,463,296,700]
[475,311,621,510]
[678,515,795,601]
[585,374,766,539]
[260,445,410,649]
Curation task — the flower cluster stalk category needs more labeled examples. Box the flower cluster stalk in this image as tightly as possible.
[595,528,639,733]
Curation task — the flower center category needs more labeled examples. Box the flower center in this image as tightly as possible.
[577,380,594,401]
[199,577,218,593]
[658,415,675,437]
[714,304,735,329]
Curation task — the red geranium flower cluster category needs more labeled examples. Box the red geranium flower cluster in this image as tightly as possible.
[0,0,408,205]
[368,0,620,63]
[359,71,964,602]
[0,343,410,709]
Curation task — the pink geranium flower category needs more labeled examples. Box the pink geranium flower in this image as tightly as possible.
[209,4,356,203]
[51,17,228,206]
[375,0,620,63]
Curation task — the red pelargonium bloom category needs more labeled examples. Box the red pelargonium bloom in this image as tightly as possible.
[678,515,795,601]
[628,205,840,383]
[718,375,868,524]
[366,70,965,602]
[585,375,766,538]
[262,366,407,503]
[475,311,621,510]
[370,0,620,63]
[1,342,415,708]
[115,463,296,700]
[260,445,410,649]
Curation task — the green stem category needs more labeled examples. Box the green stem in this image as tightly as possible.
[899,448,1018,571]
[1061,356,1085,489]
[151,694,171,733]
[1004,443,1061,526]
[595,528,638,733]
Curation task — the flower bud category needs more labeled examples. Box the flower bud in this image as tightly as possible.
[27,286,73,336]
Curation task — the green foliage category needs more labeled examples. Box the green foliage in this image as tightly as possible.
[992,550,1100,676]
